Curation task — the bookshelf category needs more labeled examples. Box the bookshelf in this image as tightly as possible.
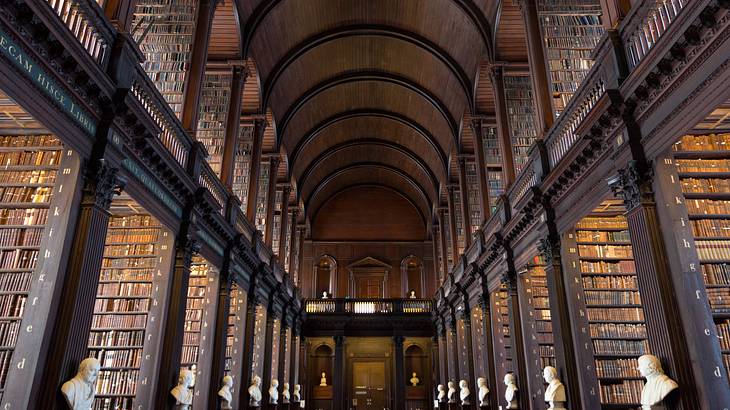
[196,72,232,177]
[537,0,605,116]
[444,217,454,271]
[272,190,282,254]
[254,161,270,233]
[225,283,240,377]
[269,318,281,382]
[572,201,646,408]
[131,0,198,119]
[672,132,730,378]
[470,306,488,382]
[479,125,504,214]
[226,282,247,408]
[503,75,538,173]
[250,304,267,380]
[232,124,253,212]
[0,135,62,401]
[466,160,482,234]
[491,284,513,402]
[456,316,470,381]
[453,190,466,255]
[88,212,163,410]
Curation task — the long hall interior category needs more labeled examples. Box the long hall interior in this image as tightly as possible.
[0,0,728,409]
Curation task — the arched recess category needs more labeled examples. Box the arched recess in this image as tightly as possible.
[401,255,425,298]
[314,255,337,298]
[309,343,334,405]
[404,344,428,387]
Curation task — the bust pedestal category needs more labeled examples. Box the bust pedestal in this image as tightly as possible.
[267,404,278,410]
[460,402,475,410]
[448,402,460,410]
[478,405,490,410]
[438,401,448,410]
[290,401,299,410]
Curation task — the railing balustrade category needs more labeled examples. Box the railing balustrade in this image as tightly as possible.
[199,163,227,214]
[44,0,113,65]
[624,0,688,68]
[304,298,433,315]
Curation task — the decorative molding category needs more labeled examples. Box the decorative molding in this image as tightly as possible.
[608,160,655,211]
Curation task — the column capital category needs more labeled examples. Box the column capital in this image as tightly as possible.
[537,234,560,265]
[83,160,125,209]
[608,160,655,211]
[393,335,405,346]
[333,335,345,346]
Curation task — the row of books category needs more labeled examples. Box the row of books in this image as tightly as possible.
[0,208,47,225]
[599,380,643,404]
[681,178,730,193]
[716,320,730,350]
[576,218,628,229]
[99,268,156,282]
[576,229,630,243]
[595,358,641,378]
[0,186,53,204]
[0,249,37,270]
[0,227,42,247]
[105,229,160,243]
[89,330,146,347]
[707,288,730,311]
[587,308,644,322]
[672,133,730,151]
[686,199,730,215]
[103,244,156,257]
[196,72,232,178]
[584,290,641,305]
[0,135,60,148]
[589,323,647,339]
[0,150,61,167]
[101,257,156,269]
[108,215,157,228]
[677,159,730,173]
[0,294,26,319]
[0,271,31,291]
[0,170,56,184]
[691,219,730,237]
[93,298,150,313]
[90,348,142,368]
[582,276,637,289]
[181,256,210,369]
[578,244,633,259]
[94,369,140,395]
[91,314,147,329]
[0,320,19,346]
[703,264,730,285]
[592,339,648,355]
[96,283,152,297]
[580,260,636,274]
[695,240,730,261]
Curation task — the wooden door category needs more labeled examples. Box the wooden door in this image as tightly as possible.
[352,361,386,410]
[355,276,383,298]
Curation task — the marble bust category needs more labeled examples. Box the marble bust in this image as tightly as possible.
[459,379,471,405]
[638,354,678,410]
[437,384,446,402]
[320,372,327,386]
[269,378,279,404]
[504,373,518,409]
[321,291,329,299]
[447,381,457,403]
[282,382,290,403]
[477,377,489,407]
[409,290,417,299]
[61,357,100,410]
[410,372,420,386]
[249,375,262,406]
[218,375,233,409]
[293,384,301,402]
[170,368,194,409]
[543,366,567,410]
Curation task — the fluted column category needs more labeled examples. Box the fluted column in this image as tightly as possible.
[36,162,125,409]
[246,119,267,221]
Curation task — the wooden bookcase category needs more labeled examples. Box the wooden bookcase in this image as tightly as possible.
[196,72,232,177]
[564,201,646,408]
[465,160,482,236]
[131,0,198,118]
[479,125,503,214]
[671,132,730,378]
[537,0,605,116]
[232,125,254,213]
[490,284,512,403]
[503,75,538,174]
[0,135,63,400]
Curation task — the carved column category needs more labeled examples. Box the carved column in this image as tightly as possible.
[517,0,554,134]
[438,209,449,278]
[246,119,267,222]
[470,119,491,220]
[332,335,345,410]
[264,158,280,247]
[207,255,234,410]
[288,209,299,273]
[457,157,472,247]
[446,187,460,262]
[181,0,219,131]
[153,217,201,409]
[538,233,583,410]
[278,186,291,258]
[488,65,516,186]
[500,239,530,409]
[36,161,124,409]
[609,160,701,409]
[394,335,406,410]
[221,66,247,188]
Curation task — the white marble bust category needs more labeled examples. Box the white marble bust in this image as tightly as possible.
[282,382,290,403]
[320,371,327,386]
[61,357,100,410]
[477,377,489,407]
[504,373,518,409]
[322,291,329,299]
[410,372,420,386]
[447,381,457,403]
[459,379,470,405]
[543,366,566,410]
[409,290,417,299]
[269,378,279,404]
[293,384,302,402]
[638,354,678,410]
[218,375,233,409]
[437,384,446,402]
[171,368,194,409]
[249,375,263,406]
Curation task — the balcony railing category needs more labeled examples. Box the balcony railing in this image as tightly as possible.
[623,0,688,69]
[44,0,113,65]
[305,298,433,315]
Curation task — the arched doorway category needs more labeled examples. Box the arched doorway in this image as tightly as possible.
[401,255,424,298]
[314,255,337,298]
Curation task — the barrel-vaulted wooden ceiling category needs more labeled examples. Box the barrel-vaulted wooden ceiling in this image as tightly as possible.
[208,0,524,229]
